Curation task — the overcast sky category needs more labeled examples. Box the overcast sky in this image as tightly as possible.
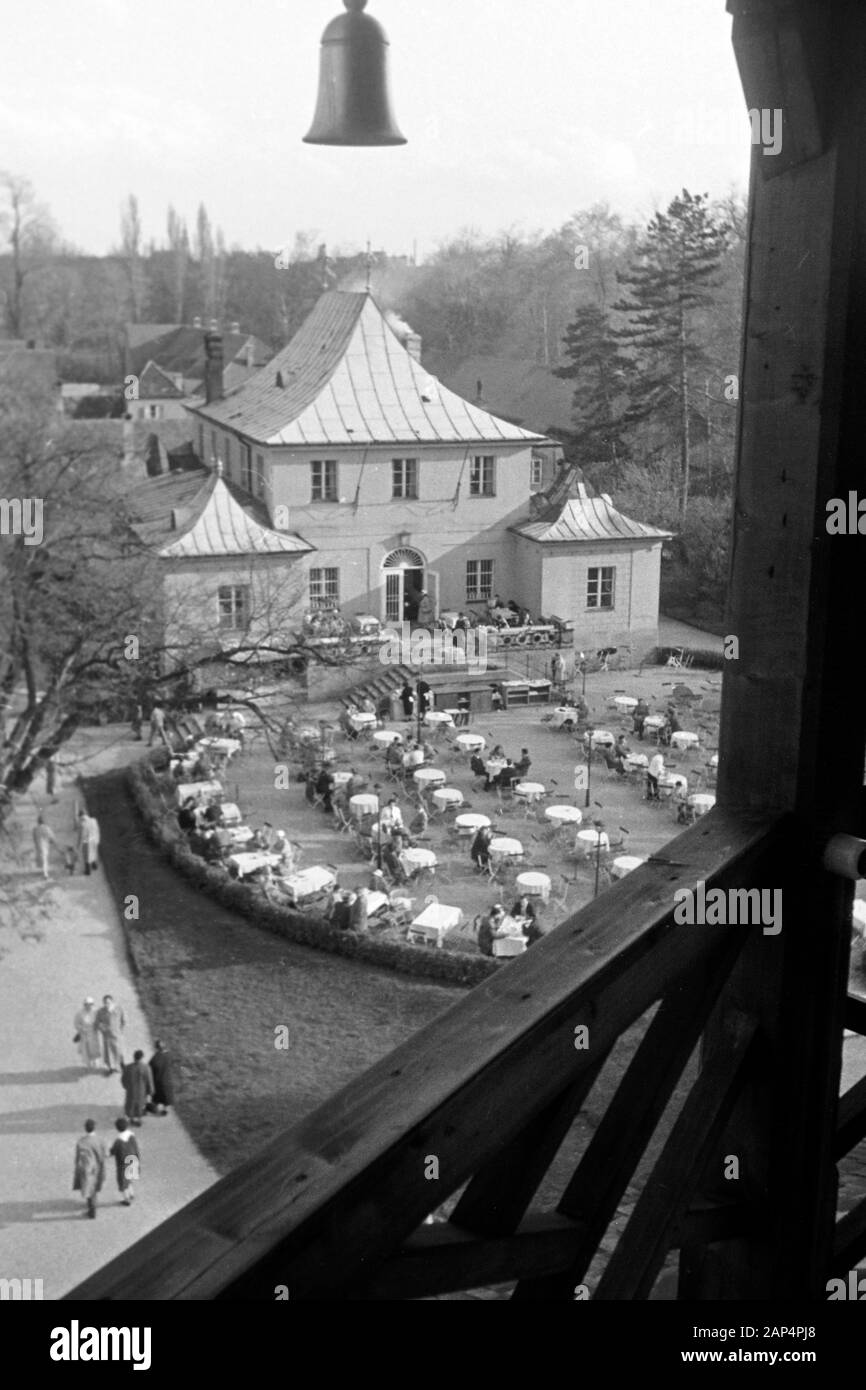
[1,0,749,257]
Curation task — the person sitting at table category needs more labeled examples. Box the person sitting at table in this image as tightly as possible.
[203,798,223,826]
[272,831,296,872]
[360,696,377,716]
[346,768,368,798]
[673,784,690,824]
[408,801,429,837]
[633,698,649,741]
[315,766,335,812]
[614,733,631,762]
[660,705,681,747]
[515,748,532,777]
[330,891,353,931]
[379,796,403,834]
[381,838,408,885]
[200,829,224,863]
[385,741,404,775]
[490,744,506,761]
[494,759,520,791]
[469,752,487,783]
[476,905,504,956]
[471,824,494,872]
[603,747,626,777]
[177,797,197,833]
[646,751,665,801]
[511,894,537,927]
[339,708,360,741]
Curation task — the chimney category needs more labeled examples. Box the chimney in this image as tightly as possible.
[476,379,483,403]
[204,331,224,404]
[230,321,240,334]
[246,338,255,369]
[192,316,202,329]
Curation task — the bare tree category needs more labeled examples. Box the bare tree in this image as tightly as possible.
[119,194,147,323]
[166,205,189,322]
[0,172,58,337]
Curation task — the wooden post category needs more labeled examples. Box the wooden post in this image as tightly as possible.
[693,0,866,1298]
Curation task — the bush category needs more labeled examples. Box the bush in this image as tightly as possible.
[126,761,498,989]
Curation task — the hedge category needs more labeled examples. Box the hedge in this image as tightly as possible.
[127,760,499,989]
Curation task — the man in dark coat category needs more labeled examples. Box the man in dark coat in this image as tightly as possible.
[121,1049,154,1126]
[73,1119,106,1218]
[148,1039,175,1116]
[109,1117,141,1204]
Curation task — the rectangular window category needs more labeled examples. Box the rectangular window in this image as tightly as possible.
[147,403,162,420]
[255,453,265,499]
[392,458,418,499]
[311,460,338,501]
[587,566,615,610]
[469,455,495,497]
[530,454,543,487]
[309,567,340,608]
[217,585,250,631]
[466,558,494,601]
[241,443,253,493]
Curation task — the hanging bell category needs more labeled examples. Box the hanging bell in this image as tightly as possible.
[304,0,407,146]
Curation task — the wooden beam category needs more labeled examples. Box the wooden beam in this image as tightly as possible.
[65,811,783,1301]
[835,1075,866,1158]
[728,1,829,176]
[845,994,866,1035]
[831,1200,866,1277]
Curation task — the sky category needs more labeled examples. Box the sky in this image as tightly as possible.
[0,0,749,258]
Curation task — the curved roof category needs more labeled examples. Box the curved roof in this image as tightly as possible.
[191,291,548,448]
[513,483,672,544]
[129,467,312,559]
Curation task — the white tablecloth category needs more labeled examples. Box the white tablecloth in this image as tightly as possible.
[424,711,453,727]
[659,773,688,793]
[414,767,446,788]
[515,781,545,803]
[399,848,438,876]
[348,711,377,732]
[227,825,254,846]
[614,696,638,712]
[492,917,528,956]
[688,793,716,815]
[408,902,462,945]
[432,787,463,810]
[643,714,666,731]
[611,855,646,879]
[455,812,491,833]
[282,865,336,898]
[228,850,282,878]
[552,707,580,728]
[486,759,507,776]
[489,836,524,863]
[455,732,485,751]
[577,828,610,851]
[624,754,649,771]
[545,804,583,826]
[402,750,425,768]
[350,793,379,818]
[670,731,700,750]
[218,802,242,826]
[196,737,241,758]
[332,770,353,787]
[515,871,551,902]
[584,729,615,747]
[373,729,402,746]
[176,780,222,805]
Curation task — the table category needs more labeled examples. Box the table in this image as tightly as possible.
[332,770,353,787]
[552,707,580,728]
[659,772,688,794]
[414,767,446,789]
[611,855,647,879]
[432,787,463,811]
[492,915,529,957]
[218,802,242,826]
[196,737,241,759]
[424,711,454,728]
[350,793,379,819]
[544,804,583,827]
[282,865,337,899]
[485,758,507,777]
[366,890,391,916]
[489,836,524,865]
[643,714,666,734]
[372,729,403,747]
[515,871,551,903]
[515,781,545,804]
[399,847,438,878]
[623,754,649,772]
[402,749,425,768]
[576,828,610,852]
[455,732,485,752]
[176,780,222,806]
[455,812,491,836]
[709,754,719,767]
[688,793,716,817]
[227,825,255,847]
[227,850,282,879]
[670,731,700,751]
[584,729,615,748]
[348,711,377,733]
[407,902,462,947]
[613,696,638,714]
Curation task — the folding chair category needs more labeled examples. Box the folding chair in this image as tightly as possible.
[333,804,354,835]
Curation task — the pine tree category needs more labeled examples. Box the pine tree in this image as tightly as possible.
[614,190,728,520]
[554,302,632,481]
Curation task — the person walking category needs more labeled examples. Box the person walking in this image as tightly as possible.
[147,701,167,747]
[131,701,143,741]
[121,1049,154,1126]
[148,1039,175,1117]
[96,994,126,1075]
[647,751,666,802]
[109,1117,141,1205]
[551,651,564,687]
[76,808,100,875]
[399,681,415,720]
[73,1119,106,1219]
[32,813,57,879]
[73,997,102,1071]
[633,698,649,741]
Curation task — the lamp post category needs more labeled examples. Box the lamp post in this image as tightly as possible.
[372,782,384,870]
[584,726,594,809]
[416,663,424,746]
[593,824,604,899]
[579,650,588,699]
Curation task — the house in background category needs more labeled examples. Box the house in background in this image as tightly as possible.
[131,360,188,422]
[183,289,667,654]
[125,320,270,414]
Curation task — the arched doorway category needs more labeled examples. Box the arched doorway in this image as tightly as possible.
[382,548,425,624]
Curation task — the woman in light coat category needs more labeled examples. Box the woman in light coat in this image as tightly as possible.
[73,997,103,1070]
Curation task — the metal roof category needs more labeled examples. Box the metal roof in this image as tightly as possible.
[190,291,549,448]
[129,467,312,559]
[512,483,673,544]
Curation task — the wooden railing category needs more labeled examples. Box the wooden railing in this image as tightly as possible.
[64,804,866,1301]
